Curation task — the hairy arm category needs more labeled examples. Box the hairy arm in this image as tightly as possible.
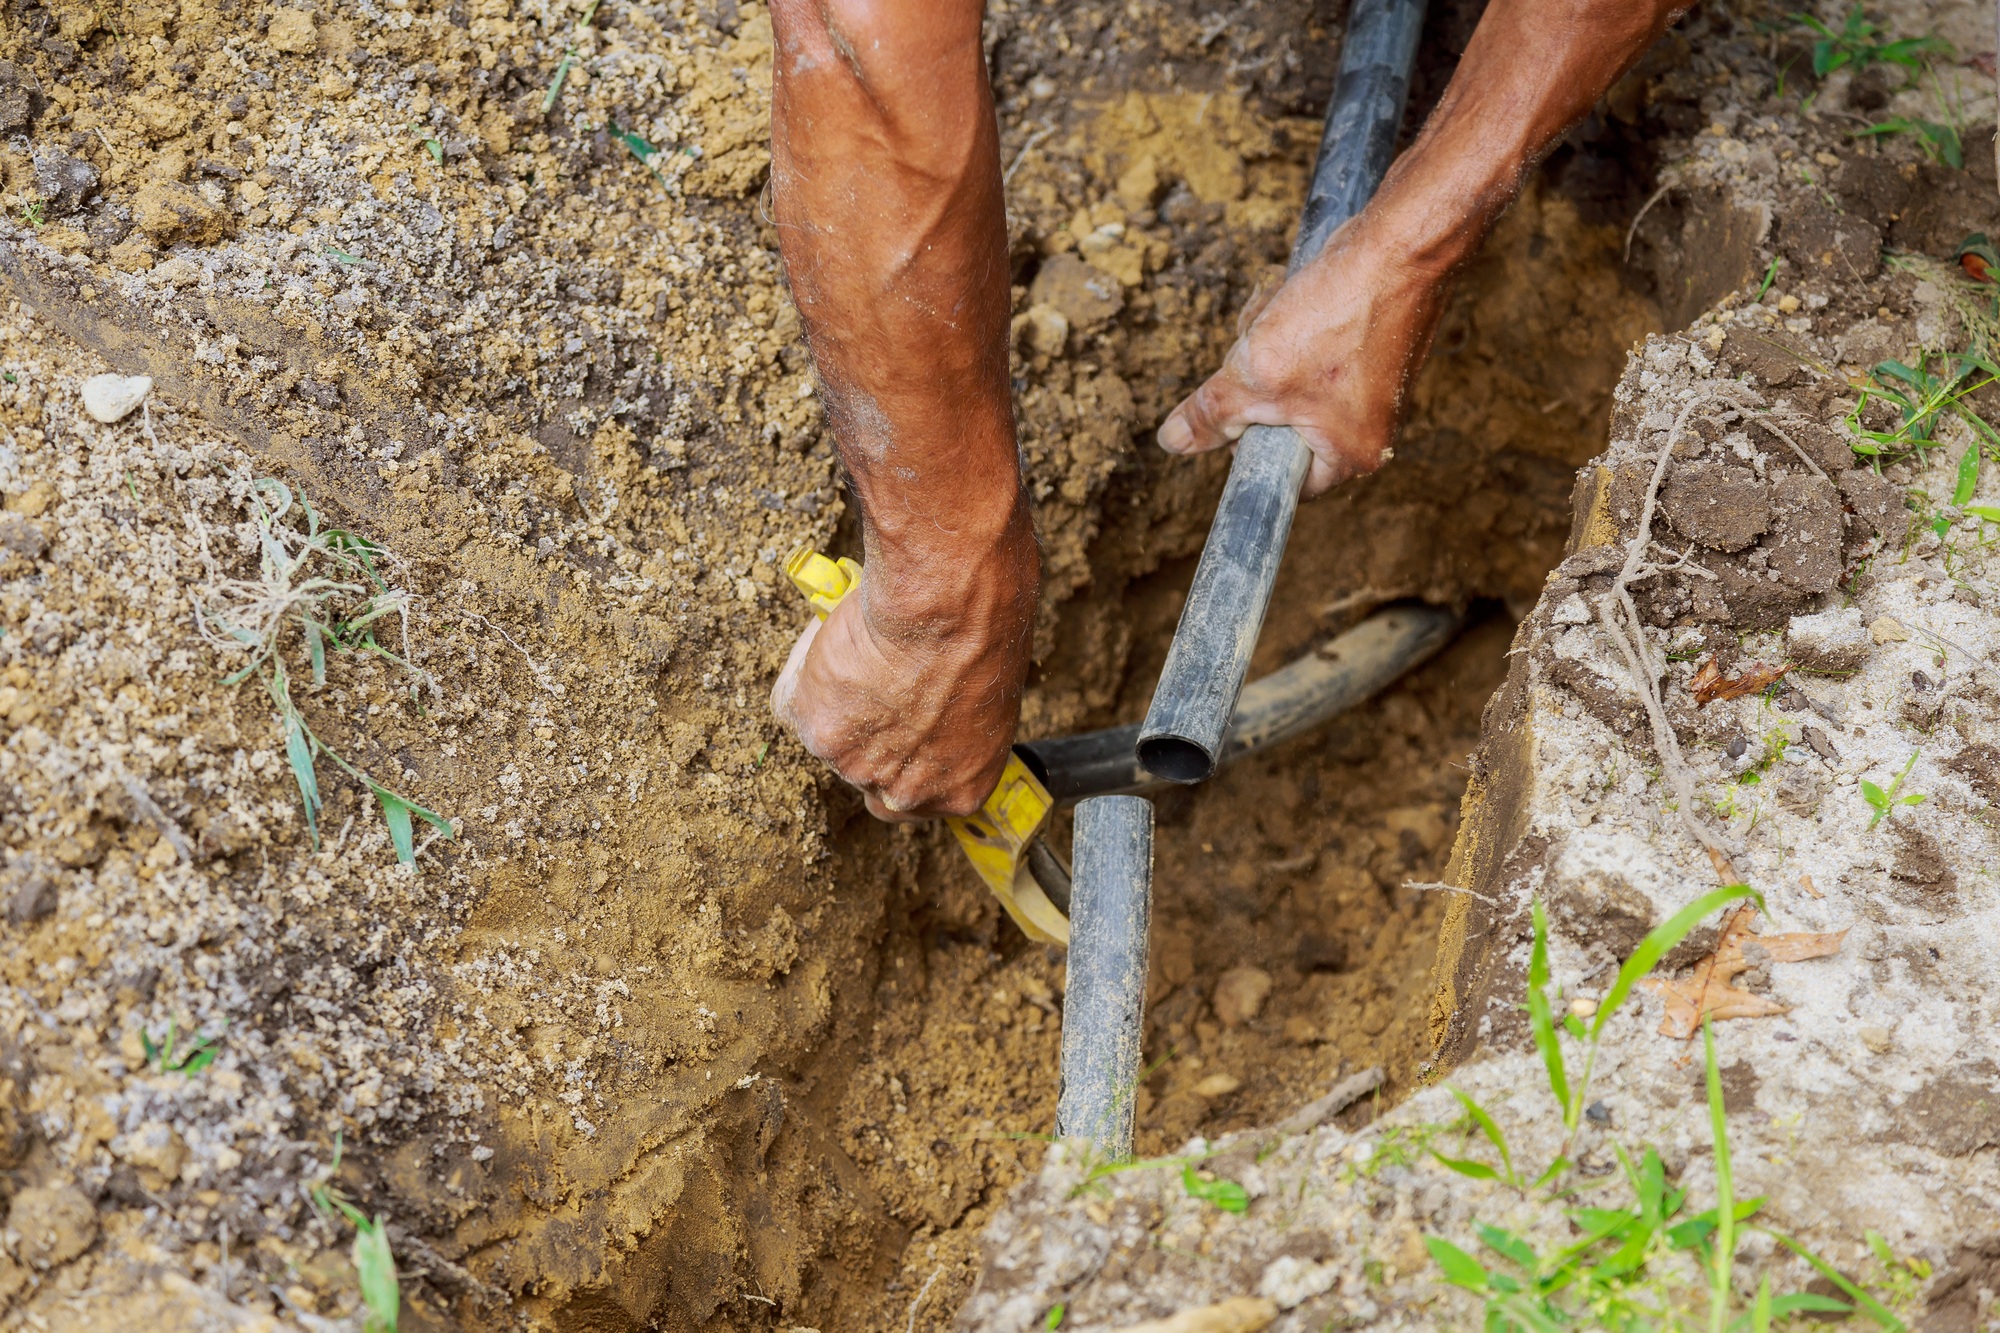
[1159,0,1691,493]
[767,0,1037,819]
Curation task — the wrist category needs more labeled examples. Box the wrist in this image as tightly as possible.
[860,487,1039,643]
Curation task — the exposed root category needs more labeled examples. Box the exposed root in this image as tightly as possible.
[1594,385,1760,879]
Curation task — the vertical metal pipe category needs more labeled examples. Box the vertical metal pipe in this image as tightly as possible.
[1135,0,1428,784]
[1056,796,1154,1158]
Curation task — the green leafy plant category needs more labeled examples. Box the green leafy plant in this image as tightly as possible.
[19,199,46,228]
[142,1017,221,1077]
[1856,116,1963,168]
[1422,894,1917,1330]
[198,479,452,864]
[1791,7,1948,76]
[1043,1302,1066,1330]
[309,1135,401,1333]
[1861,750,1926,829]
[1849,352,2000,466]
[1180,1163,1249,1214]
[410,124,445,166]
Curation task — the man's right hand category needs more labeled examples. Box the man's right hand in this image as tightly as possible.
[771,510,1039,821]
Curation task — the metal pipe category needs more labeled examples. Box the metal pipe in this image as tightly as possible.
[1056,795,1154,1158]
[1135,0,1429,784]
[1023,601,1461,801]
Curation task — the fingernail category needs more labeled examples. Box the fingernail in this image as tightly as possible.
[1224,422,1246,442]
[1158,416,1192,453]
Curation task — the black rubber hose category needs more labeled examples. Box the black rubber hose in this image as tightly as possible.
[1135,0,1429,784]
[1019,602,1461,802]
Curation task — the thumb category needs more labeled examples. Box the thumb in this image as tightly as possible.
[1157,362,1257,457]
[770,614,824,729]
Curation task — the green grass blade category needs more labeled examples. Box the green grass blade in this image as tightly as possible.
[1430,1153,1502,1182]
[283,709,322,849]
[1592,886,1763,1040]
[1759,1230,1906,1330]
[1424,1235,1491,1290]
[1707,1017,1736,1333]
[351,1215,401,1333]
[1447,1087,1515,1185]
[1954,440,1981,504]
[1476,1223,1537,1270]
[307,620,328,686]
[1180,1164,1248,1213]
[373,787,416,863]
[1527,900,1572,1121]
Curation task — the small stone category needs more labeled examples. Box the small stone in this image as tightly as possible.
[1569,996,1598,1019]
[6,869,55,924]
[31,147,98,215]
[0,517,47,560]
[1859,1025,1893,1055]
[1018,302,1069,358]
[1787,606,1869,672]
[1211,965,1273,1027]
[80,373,152,423]
[7,1185,96,1268]
[267,8,320,53]
[131,180,233,246]
[0,88,27,135]
[1258,1254,1340,1310]
[1027,252,1123,334]
[107,235,158,273]
[1869,616,1911,645]
[1115,152,1160,213]
[1192,1072,1241,1098]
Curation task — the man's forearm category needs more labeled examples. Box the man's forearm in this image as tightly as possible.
[768,0,1034,632]
[1361,0,1686,278]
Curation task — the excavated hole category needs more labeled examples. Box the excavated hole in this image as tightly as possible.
[817,97,1682,1333]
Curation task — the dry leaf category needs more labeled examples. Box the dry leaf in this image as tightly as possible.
[1690,656,1792,707]
[1639,904,1847,1038]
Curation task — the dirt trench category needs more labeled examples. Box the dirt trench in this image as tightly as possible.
[0,0,1745,1327]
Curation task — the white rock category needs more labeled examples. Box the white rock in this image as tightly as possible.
[1258,1254,1341,1309]
[1786,606,1869,671]
[80,373,152,424]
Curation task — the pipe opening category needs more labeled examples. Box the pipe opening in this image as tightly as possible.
[1133,735,1216,786]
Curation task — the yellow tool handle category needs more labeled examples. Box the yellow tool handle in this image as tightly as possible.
[781,545,1069,945]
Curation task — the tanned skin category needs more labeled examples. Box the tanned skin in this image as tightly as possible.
[770,0,1687,819]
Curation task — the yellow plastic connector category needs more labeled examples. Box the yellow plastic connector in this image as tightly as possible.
[782,547,1069,946]
[784,546,865,620]
[947,753,1069,946]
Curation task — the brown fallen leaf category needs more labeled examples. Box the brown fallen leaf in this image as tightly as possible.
[1639,904,1847,1039]
[1690,655,1793,707]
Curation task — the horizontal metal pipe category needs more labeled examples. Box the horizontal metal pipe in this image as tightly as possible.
[1056,796,1154,1158]
[1135,0,1428,784]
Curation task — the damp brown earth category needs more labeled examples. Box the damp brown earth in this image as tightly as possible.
[1,0,1969,1327]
